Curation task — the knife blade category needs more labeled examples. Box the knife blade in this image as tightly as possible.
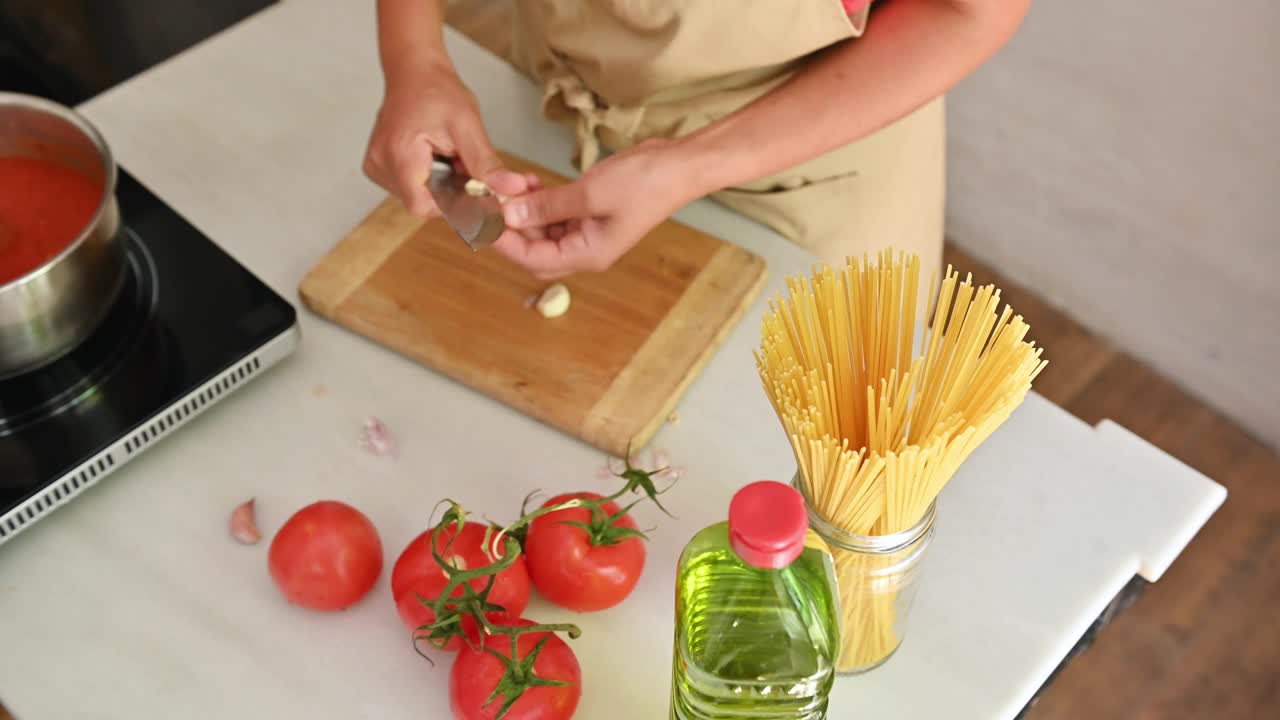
[426,157,505,251]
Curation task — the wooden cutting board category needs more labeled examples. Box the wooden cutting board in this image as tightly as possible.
[299,152,767,457]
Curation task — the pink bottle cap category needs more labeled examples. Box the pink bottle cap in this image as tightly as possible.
[728,481,808,569]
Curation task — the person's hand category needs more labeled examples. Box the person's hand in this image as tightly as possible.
[363,61,527,215]
[493,139,697,279]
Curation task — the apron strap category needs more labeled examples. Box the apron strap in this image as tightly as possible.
[542,68,646,170]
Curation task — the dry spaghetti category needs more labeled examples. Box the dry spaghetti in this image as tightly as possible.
[756,249,1045,672]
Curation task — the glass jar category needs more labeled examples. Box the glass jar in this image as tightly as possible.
[793,472,936,675]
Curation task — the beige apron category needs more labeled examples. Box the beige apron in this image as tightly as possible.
[446,0,944,284]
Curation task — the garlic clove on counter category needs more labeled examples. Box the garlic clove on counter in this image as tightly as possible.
[230,498,262,545]
[358,416,395,456]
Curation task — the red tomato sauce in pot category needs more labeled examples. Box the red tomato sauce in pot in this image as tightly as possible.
[0,156,104,285]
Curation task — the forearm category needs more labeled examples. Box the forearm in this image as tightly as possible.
[376,0,453,86]
[678,0,1030,196]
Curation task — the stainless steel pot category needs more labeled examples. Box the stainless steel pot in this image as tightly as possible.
[0,92,125,378]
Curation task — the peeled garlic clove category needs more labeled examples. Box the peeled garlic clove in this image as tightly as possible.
[464,177,508,202]
[230,498,262,545]
[535,283,571,318]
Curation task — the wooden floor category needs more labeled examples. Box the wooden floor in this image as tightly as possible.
[943,245,1280,720]
[2,245,1276,718]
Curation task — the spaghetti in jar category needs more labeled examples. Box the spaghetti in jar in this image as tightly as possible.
[794,473,935,674]
[756,249,1045,676]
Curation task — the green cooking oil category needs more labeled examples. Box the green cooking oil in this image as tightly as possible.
[669,481,841,720]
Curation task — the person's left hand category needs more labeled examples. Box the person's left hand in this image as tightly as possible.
[493,139,697,279]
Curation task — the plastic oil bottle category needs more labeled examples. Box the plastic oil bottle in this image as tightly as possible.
[669,480,840,720]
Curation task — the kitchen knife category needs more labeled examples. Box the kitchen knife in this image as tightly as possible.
[427,157,505,251]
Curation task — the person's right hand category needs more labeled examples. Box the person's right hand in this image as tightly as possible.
[363,62,520,215]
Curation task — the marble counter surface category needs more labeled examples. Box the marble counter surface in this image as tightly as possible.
[0,2,1226,718]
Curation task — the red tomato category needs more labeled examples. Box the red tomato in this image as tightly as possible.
[524,492,645,612]
[268,500,383,611]
[450,618,581,720]
[391,521,530,651]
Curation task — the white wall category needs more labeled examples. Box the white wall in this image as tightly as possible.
[947,0,1280,448]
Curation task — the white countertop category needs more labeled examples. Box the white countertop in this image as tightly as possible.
[0,1,1226,718]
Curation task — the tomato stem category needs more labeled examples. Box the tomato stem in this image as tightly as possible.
[487,497,588,557]
[413,448,679,719]
[412,503,584,644]
[410,501,542,652]
[413,502,584,720]
[479,633,571,719]
[603,441,678,516]
[509,445,678,550]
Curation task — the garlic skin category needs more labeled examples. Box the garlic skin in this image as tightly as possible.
[230,498,262,545]
[535,283,571,318]
[358,416,395,456]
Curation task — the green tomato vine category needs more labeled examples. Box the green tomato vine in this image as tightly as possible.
[411,448,677,719]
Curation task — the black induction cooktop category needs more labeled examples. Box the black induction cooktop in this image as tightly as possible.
[0,168,299,545]
[0,1,297,544]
